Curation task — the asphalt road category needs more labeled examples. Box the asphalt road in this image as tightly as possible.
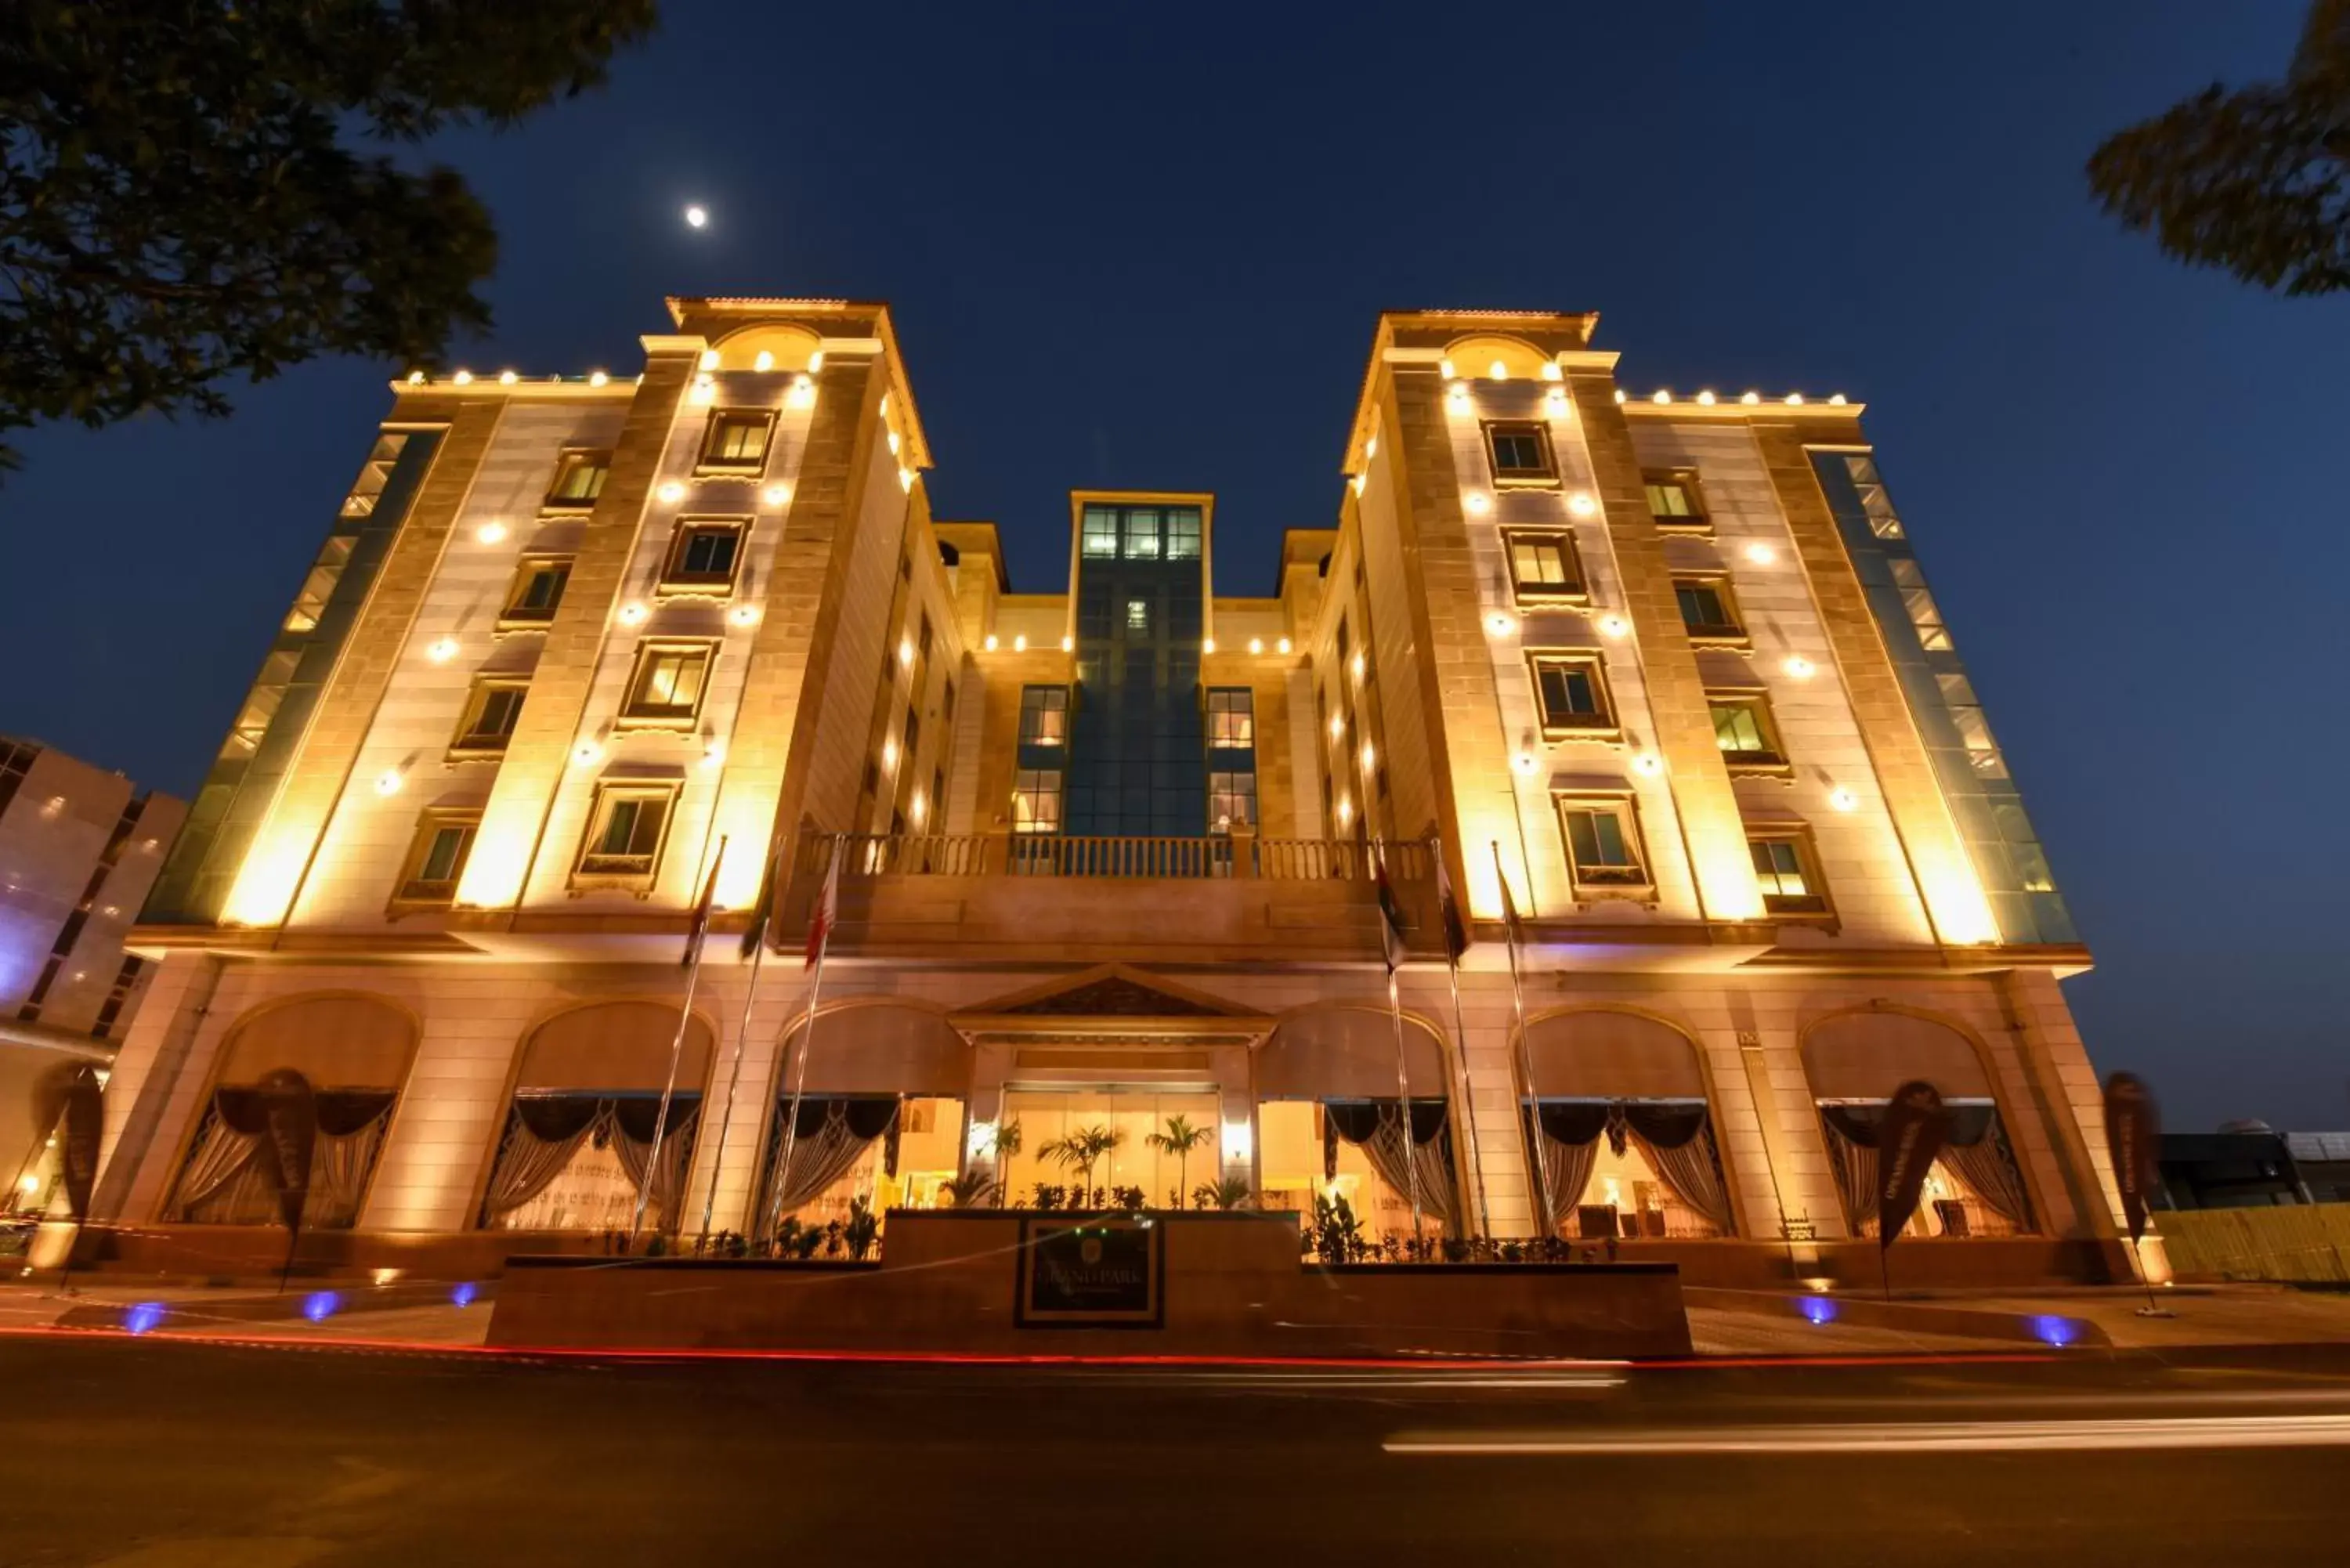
[7,1337,2350,1566]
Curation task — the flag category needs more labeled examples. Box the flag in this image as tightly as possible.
[1875,1079,1950,1252]
[1372,847,1409,974]
[805,843,842,970]
[1433,851,1470,964]
[738,834,780,960]
[2102,1071,2160,1245]
[1492,843,1523,941]
[679,839,725,970]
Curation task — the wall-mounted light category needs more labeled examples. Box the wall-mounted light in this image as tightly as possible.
[1350,651,1366,683]
[1329,712,1346,740]
[1744,542,1777,565]
[1013,634,1028,652]
[1828,786,1858,811]
[698,349,721,371]
[689,376,716,406]
[1248,637,1264,655]
[1613,388,1627,403]
[1567,492,1597,518]
[426,637,459,663]
[982,633,999,652]
[1651,389,1672,405]
[1488,359,1509,381]
[1463,492,1491,515]
[1632,753,1664,776]
[1598,613,1630,638]
[572,738,602,768]
[1445,381,1471,413]
[498,370,518,386]
[1336,796,1354,826]
[1828,393,1848,406]
[1221,1118,1253,1165]
[1359,741,1376,772]
[898,637,916,668]
[787,374,815,408]
[1541,363,1564,382]
[808,351,825,373]
[881,736,900,771]
[753,350,775,372]
[887,429,902,456]
[898,468,915,492]
[589,370,609,387]
[763,482,790,507]
[374,769,404,796]
[1202,637,1217,654]
[1350,472,1367,497]
[1784,392,1806,406]
[657,481,685,504]
[1545,385,1569,414]
[1783,656,1816,679]
[701,739,727,769]
[1696,389,1718,406]
[1513,752,1539,775]
[1365,434,1379,458]
[1741,391,1761,406]
[1486,612,1515,637]
[1277,637,1292,654]
[618,602,647,626]
[729,603,761,627]
[476,522,508,545]
[452,370,474,386]
[407,370,427,385]
[1438,358,1455,379]
[1060,634,1075,652]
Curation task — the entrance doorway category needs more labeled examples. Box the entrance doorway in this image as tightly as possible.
[998,1086,1220,1209]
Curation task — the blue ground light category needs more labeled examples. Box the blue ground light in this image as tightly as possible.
[122,1302,167,1335]
[2030,1314,2081,1348]
[302,1291,340,1324]
[1798,1296,1839,1326]
[450,1282,477,1308]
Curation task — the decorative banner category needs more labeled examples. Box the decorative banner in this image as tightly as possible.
[253,1068,319,1233]
[2103,1071,2161,1244]
[1875,1079,1950,1251]
[28,1062,103,1216]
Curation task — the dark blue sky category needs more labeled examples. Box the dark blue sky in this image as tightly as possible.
[5,3,2340,1129]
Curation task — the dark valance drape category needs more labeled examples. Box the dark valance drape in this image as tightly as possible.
[481,1093,704,1232]
[1525,1099,1734,1236]
[1321,1099,1458,1233]
[171,1086,398,1229]
[758,1096,901,1233]
[1817,1100,2032,1232]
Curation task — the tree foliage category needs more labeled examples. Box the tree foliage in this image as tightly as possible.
[2088,1,2350,295]
[0,0,659,471]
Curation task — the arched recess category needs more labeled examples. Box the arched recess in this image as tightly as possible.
[1444,333,1555,382]
[1254,1005,1466,1238]
[1799,1005,2037,1240]
[477,1000,718,1235]
[756,1001,973,1236]
[1513,1006,1737,1240]
[709,323,822,373]
[164,993,418,1229]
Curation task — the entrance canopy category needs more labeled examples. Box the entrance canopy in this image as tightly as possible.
[218,995,415,1089]
[1256,1007,1446,1099]
[1801,1011,1991,1100]
[781,1004,971,1097]
[1521,1010,1705,1100]
[516,1001,714,1093]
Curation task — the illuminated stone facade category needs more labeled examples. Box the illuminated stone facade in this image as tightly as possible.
[96,299,2128,1287]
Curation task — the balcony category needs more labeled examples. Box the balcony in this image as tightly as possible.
[778,830,1437,965]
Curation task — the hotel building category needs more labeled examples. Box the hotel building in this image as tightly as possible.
[93,298,2128,1286]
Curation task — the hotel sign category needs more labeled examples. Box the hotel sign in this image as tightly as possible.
[1017,1217,1163,1328]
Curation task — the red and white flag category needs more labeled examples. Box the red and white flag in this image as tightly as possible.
[804,845,841,970]
[678,839,725,970]
[1373,847,1410,974]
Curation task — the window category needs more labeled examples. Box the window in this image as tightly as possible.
[1643,469,1707,529]
[1081,506,1120,558]
[661,521,746,593]
[1938,674,2007,777]
[1165,508,1202,560]
[1208,770,1256,829]
[620,643,713,726]
[225,651,300,756]
[395,812,479,905]
[577,789,674,879]
[500,557,571,627]
[1126,599,1149,631]
[1556,797,1650,891]
[1890,559,1952,650]
[1011,769,1062,833]
[342,434,407,517]
[1749,832,1829,916]
[697,410,775,472]
[545,450,611,508]
[1504,529,1583,601]
[1845,456,1905,538]
[1019,686,1068,746]
[450,680,529,757]
[1206,688,1255,748]
[1674,576,1745,643]
[284,536,355,632]
[1123,508,1160,559]
[1528,654,1614,735]
[1708,693,1788,771]
[1485,421,1556,483]
[91,955,144,1040]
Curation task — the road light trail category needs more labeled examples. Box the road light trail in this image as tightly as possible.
[1386,1413,2350,1456]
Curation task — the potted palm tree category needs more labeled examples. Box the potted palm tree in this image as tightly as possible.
[1040,1125,1122,1207]
[1144,1114,1213,1209]
[986,1118,1024,1207]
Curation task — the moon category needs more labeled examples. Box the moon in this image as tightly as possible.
[683,203,710,230]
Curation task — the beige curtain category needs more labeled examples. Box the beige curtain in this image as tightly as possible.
[611,1105,700,1233]
[168,1111,260,1219]
[1943,1124,2034,1230]
[481,1104,599,1223]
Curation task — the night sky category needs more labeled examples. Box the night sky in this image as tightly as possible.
[4,4,2339,1131]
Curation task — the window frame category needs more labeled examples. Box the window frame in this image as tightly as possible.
[1526,651,1619,741]
[1206,687,1256,750]
[658,518,750,596]
[1483,421,1559,487]
[695,408,778,475]
[1706,688,1792,775]
[573,782,681,887]
[1207,768,1257,830]
[1746,825,1835,922]
[1672,573,1748,646]
[1642,467,1710,533]
[544,448,613,510]
[1018,685,1070,749]
[497,555,573,631]
[616,640,717,730]
[1553,793,1654,898]
[1502,528,1587,605]
[391,808,482,910]
[1010,768,1064,835]
[447,677,531,761]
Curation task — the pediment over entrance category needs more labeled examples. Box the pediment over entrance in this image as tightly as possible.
[951,966,1270,1042]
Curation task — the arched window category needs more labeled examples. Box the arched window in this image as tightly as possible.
[1256,1007,1459,1241]
[1518,1010,1734,1241]
[757,1004,971,1237]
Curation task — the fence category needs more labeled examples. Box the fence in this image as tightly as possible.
[805,831,1433,884]
[2156,1203,2350,1285]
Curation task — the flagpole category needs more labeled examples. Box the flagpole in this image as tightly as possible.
[1375,840,1423,1253]
[1430,834,1491,1242]
[1493,841,1549,1246]
[632,836,725,1242]
[766,831,841,1242]
[697,834,779,1248]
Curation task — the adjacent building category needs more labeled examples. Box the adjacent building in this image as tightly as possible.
[93,298,2131,1286]
[1,739,183,1228]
